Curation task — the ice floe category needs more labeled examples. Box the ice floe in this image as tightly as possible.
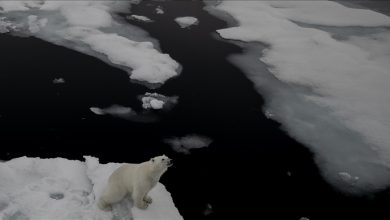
[0,1,180,85]
[211,1,390,192]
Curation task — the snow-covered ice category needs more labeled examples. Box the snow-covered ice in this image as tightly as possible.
[0,1,180,85]
[139,92,178,110]
[164,134,212,155]
[174,17,199,28]
[212,1,390,192]
[0,156,183,220]
[128,15,154,23]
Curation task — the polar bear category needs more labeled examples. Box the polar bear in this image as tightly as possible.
[97,155,172,210]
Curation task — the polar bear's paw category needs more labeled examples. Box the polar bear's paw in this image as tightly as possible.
[135,200,149,210]
[143,196,152,204]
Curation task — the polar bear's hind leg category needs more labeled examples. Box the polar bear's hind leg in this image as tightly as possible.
[97,197,112,211]
[98,183,127,211]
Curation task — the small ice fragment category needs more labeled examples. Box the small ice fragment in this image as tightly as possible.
[164,134,212,155]
[156,6,164,15]
[174,16,199,28]
[127,15,153,22]
[53,78,65,84]
[140,92,178,110]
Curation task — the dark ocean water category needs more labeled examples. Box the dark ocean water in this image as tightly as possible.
[1,1,390,219]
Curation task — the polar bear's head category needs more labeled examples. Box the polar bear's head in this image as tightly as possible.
[150,155,173,172]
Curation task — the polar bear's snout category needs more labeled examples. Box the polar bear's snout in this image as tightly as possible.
[160,156,173,167]
[167,158,173,167]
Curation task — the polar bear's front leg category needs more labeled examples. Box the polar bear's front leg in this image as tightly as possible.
[133,190,149,209]
[143,195,152,204]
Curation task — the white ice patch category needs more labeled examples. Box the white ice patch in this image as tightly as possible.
[1,1,180,85]
[164,134,212,155]
[128,15,154,23]
[0,157,182,220]
[212,1,390,192]
[53,78,65,84]
[174,16,199,28]
[140,92,178,110]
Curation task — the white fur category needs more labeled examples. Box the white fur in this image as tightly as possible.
[97,155,172,210]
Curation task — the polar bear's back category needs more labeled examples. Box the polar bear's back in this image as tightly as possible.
[108,163,146,190]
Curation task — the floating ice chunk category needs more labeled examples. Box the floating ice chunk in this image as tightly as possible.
[128,15,154,23]
[164,134,212,155]
[90,107,105,115]
[300,217,310,220]
[90,105,134,117]
[141,94,165,110]
[61,27,180,84]
[156,6,164,15]
[53,78,65,84]
[174,16,199,28]
[140,92,178,110]
[90,104,160,123]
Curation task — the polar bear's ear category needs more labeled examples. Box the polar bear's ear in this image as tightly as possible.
[151,158,155,163]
